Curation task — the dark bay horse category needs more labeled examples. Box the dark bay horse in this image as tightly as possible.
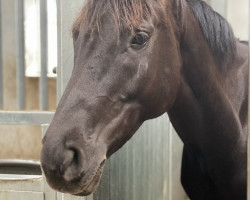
[41,0,249,199]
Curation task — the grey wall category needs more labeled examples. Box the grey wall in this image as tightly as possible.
[209,0,249,40]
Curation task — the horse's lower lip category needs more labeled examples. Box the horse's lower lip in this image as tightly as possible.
[75,159,106,196]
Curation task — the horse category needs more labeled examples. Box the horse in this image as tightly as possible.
[40,0,249,199]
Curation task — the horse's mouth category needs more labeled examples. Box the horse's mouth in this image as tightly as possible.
[75,159,106,196]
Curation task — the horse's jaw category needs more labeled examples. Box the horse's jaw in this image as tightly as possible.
[73,159,106,196]
[40,99,144,196]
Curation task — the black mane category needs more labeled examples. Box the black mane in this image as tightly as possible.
[186,0,236,62]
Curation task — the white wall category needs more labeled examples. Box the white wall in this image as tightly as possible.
[209,0,249,41]
[25,0,57,77]
[227,0,249,41]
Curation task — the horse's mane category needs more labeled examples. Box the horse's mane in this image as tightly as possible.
[72,0,162,33]
[186,0,236,62]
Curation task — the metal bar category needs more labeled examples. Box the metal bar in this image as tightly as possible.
[0,174,42,180]
[0,0,3,109]
[15,0,26,110]
[40,0,48,110]
[56,0,62,103]
[247,0,250,199]
[0,111,54,125]
[57,0,80,101]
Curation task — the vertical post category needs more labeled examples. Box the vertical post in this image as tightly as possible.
[0,0,3,109]
[40,0,48,110]
[57,0,83,100]
[15,0,26,110]
[56,0,62,103]
[247,1,250,199]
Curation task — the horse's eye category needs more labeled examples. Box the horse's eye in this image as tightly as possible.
[131,32,149,48]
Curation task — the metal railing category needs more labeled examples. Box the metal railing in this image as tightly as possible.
[15,0,26,110]
[0,0,3,109]
[39,0,49,111]
[0,0,53,125]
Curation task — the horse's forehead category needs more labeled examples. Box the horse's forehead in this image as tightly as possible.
[75,0,165,35]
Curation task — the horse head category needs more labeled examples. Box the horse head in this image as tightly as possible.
[41,0,182,196]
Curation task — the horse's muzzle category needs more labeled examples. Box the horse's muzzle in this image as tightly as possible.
[41,131,106,196]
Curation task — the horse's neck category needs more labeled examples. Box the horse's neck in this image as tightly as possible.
[168,3,248,151]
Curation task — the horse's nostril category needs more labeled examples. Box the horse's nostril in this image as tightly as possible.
[72,148,79,164]
[60,149,74,174]
[61,147,84,182]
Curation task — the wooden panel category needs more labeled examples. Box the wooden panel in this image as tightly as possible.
[0,177,43,192]
[0,191,44,200]
[94,114,187,200]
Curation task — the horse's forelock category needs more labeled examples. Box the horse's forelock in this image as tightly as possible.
[72,0,164,34]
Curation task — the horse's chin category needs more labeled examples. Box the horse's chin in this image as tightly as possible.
[73,177,101,196]
[43,160,105,196]
[74,162,105,196]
